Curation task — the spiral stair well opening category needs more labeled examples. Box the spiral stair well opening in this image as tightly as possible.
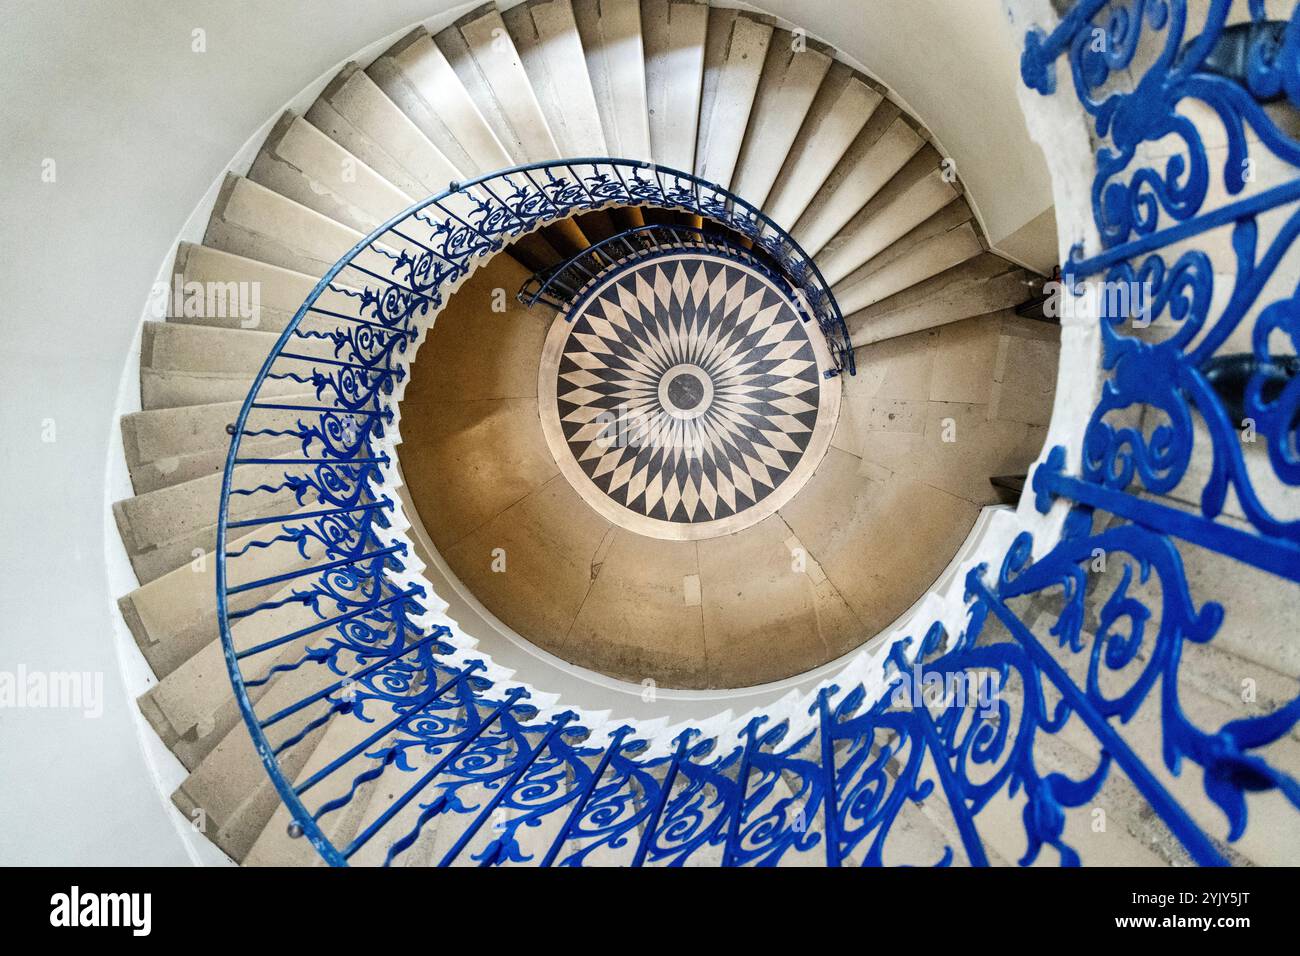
[92,0,1300,870]
[393,195,1054,693]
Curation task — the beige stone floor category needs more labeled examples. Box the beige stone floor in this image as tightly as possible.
[398,251,1059,689]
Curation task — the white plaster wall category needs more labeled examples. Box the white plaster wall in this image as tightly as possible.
[0,0,482,867]
[0,0,1054,863]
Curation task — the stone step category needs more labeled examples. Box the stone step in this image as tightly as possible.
[144,565,391,776]
[1040,559,1300,865]
[1158,610,1300,750]
[1018,596,1260,865]
[1029,732,1189,865]
[548,759,650,868]
[846,255,1035,349]
[138,586,320,771]
[1053,689,1280,866]
[305,104,429,202]
[898,754,1013,866]
[725,764,813,867]
[202,175,368,279]
[119,524,317,682]
[763,63,880,230]
[833,206,983,316]
[953,672,1182,866]
[472,766,577,867]
[642,0,708,172]
[311,63,462,195]
[864,789,971,867]
[418,736,605,868]
[1007,605,1249,864]
[573,0,653,162]
[1157,411,1287,533]
[139,368,304,411]
[815,147,964,286]
[435,3,560,164]
[794,104,926,257]
[834,727,1006,866]
[694,8,772,190]
[504,0,607,157]
[142,322,307,378]
[170,647,342,862]
[165,243,321,333]
[248,112,414,235]
[366,28,513,178]
[138,315,358,412]
[141,320,344,377]
[339,726,465,867]
[1169,519,1300,682]
[417,777,524,867]
[120,395,310,494]
[729,30,832,209]
[244,694,426,866]
[113,457,312,583]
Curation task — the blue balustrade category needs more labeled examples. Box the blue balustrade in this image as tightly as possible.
[516,222,798,315]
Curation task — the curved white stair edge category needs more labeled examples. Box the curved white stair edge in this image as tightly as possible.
[101,0,492,867]
[398,465,1012,714]
[362,306,1094,758]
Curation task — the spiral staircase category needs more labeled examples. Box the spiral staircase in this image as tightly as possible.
[110,0,1300,866]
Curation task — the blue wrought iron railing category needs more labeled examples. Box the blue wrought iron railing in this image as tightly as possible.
[217,0,1300,865]
[516,222,794,315]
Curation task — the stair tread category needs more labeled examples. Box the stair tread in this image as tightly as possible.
[248,113,414,234]
[368,28,513,177]
[435,4,560,163]
[729,29,832,209]
[573,0,653,162]
[316,63,463,195]
[694,8,772,190]
[642,0,708,172]
[505,0,608,157]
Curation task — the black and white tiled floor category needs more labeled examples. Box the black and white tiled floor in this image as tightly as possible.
[538,253,841,540]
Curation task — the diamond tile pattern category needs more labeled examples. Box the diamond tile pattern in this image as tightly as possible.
[542,254,826,534]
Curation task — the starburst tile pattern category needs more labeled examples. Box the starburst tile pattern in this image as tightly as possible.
[538,253,840,540]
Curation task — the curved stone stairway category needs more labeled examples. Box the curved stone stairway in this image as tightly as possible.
[109,0,1299,865]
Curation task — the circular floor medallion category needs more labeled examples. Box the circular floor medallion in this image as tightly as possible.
[538,253,841,541]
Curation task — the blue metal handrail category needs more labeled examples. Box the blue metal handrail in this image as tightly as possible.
[516,222,790,313]
[216,13,1300,866]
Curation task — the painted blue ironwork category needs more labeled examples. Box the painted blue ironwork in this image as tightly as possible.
[516,222,801,319]
[219,8,1300,865]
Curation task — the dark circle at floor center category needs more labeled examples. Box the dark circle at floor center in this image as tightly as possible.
[666,371,706,410]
